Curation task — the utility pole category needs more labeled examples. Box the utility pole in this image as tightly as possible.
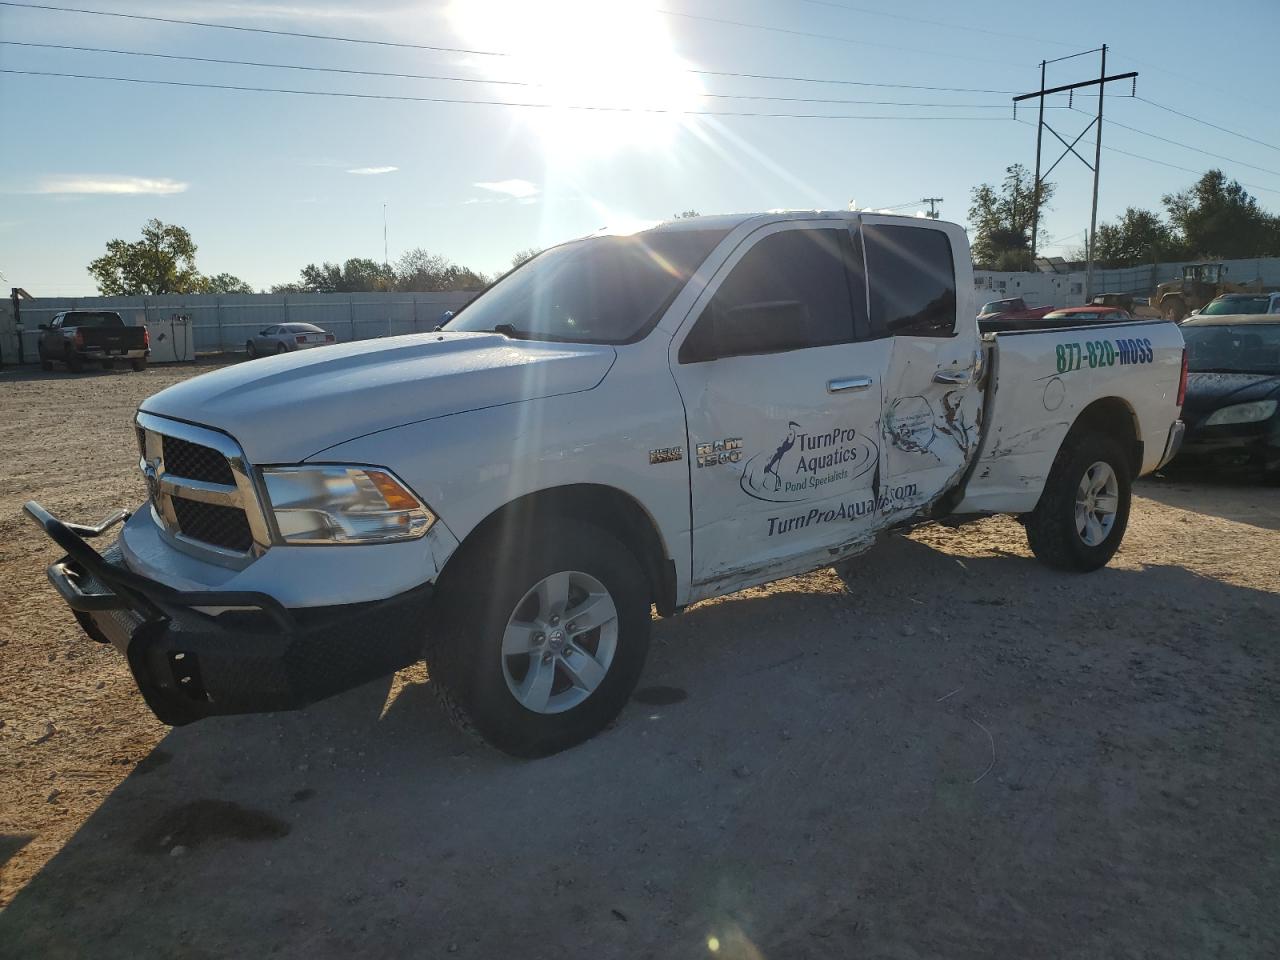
[382,202,389,271]
[922,198,943,220]
[1014,47,1136,296]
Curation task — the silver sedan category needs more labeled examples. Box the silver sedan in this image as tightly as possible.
[245,322,335,358]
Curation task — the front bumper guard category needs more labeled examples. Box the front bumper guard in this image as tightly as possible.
[24,500,433,725]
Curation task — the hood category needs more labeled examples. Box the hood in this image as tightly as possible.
[140,332,616,462]
[1182,371,1280,419]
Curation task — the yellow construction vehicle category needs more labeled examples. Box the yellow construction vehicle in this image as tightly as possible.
[1152,263,1266,321]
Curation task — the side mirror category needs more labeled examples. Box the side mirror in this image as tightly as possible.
[259,330,268,336]
[681,300,812,363]
[38,323,49,330]
[1190,307,1201,316]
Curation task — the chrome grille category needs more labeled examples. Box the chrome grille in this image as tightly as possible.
[136,411,270,565]
[172,499,255,552]
[162,435,235,485]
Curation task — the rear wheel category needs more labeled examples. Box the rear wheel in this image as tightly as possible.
[37,345,52,372]
[276,343,288,355]
[429,518,651,757]
[130,358,147,372]
[101,358,115,370]
[1025,431,1132,572]
[246,340,257,358]
[65,349,83,373]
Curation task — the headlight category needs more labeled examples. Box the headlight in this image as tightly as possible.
[261,465,435,544]
[1202,400,1277,426]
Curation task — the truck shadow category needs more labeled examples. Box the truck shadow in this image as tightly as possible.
[2,534,1277,958]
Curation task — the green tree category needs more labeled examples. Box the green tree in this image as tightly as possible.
[296,258,394,293]
[1090,207,1184,268]
[198,272,255,294]
[87,219,204,295]
[393,248,489,291]
[968,165,1056,271]
[1162,169,1280,259]
[510,247,541,270]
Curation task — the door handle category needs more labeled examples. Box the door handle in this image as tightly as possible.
[828,376,875,393]
[933,368,972,385]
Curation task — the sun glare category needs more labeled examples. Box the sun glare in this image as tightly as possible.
[448,0,704,155]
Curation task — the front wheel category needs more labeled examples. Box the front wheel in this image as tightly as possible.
[1025,431,1132,572]
[65,349,83,373]
[430,518,651,757]
[246,340,257,358]
[38,345,52,372]
[1162,297,1187,323]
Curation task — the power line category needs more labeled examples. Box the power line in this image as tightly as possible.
[0,41,1028,109]
[1069,106,1280,180]
[0,1,509,56]
[1014,117,1280,196]
[1134,96,1280,154]
[0,2,1043,96]
[0,69,1017,121]
[790,0,1079,49]
[655,7,1020,67]
[0,1,1019,71]
[692,68,1021,95]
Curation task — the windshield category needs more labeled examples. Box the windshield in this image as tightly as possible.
[63,312,123,327]
[979,299,1015,315]
[446,229,729,344]
[1201,296,1272,316]
[1184,323,1280,374]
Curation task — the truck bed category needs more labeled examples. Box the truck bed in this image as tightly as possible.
[957,318,1185,515]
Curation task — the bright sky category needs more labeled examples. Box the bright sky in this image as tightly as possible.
[1,0,1277,294]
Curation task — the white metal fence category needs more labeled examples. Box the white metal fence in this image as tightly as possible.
[0,291,476,366]
[975,256,1280,308]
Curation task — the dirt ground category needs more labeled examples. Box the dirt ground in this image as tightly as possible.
[1,362,1278,959]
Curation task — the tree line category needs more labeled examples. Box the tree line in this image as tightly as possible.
[969,166,1280,271]
[86,219,540,296]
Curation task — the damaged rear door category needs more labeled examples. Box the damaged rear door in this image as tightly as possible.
[861,217,984,516]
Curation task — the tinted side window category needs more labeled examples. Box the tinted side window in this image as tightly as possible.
[685,228,856,361]
[864,224,957,337]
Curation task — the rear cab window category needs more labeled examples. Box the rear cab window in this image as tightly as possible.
[863,224,957,338]
[63,312,124,328]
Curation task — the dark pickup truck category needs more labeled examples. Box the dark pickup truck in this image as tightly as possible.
[38,311,150,372]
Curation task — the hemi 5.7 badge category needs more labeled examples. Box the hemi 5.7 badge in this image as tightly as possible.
[649,446,684,464]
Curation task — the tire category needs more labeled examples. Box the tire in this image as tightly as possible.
[428,518,652,757]
[65,349,83,373]
[276,343,288,355]
[1025,430,1132,572]
[101,358,115,370]
[130,358,147,372]
[38,346,52,372]
[1161,297,1187,323]
[246,341,257,358]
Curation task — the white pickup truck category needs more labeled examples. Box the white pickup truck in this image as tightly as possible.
[26,212,1187,756]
